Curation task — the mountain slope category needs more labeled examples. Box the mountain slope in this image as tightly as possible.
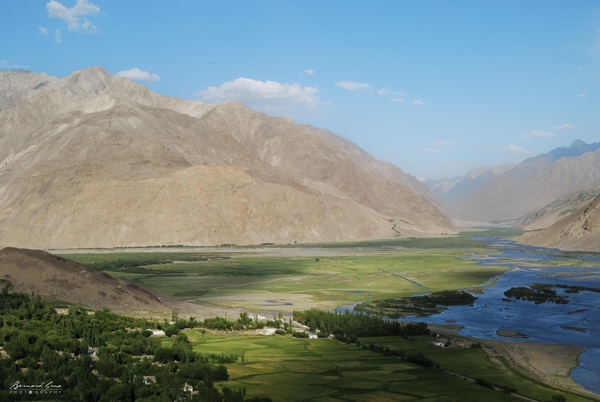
[0,247,170,313]
[450,141,600,222]
[514,184,600,230]
[426,163,517,204]
[0,67,454,248]
[518,193,600,251]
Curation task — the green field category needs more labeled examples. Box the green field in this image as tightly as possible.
[155,331,583,402]
[55,234,599,401]
[63,249,506,313]
[359,336,587,402]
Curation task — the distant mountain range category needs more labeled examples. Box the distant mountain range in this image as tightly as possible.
[448,140,600,223]
[424,163,516,204]
[0,67,454,249]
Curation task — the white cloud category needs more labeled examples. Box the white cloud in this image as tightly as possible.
[412,100,424,106]
[336,81,372,91]
[378,88,406,96]
[0,60,30,69]
[46,0,100,33]
[422,148,445,153]
[551,123,576,130]
[432,140,458,146]
[503,144,532,156]
[55,29,62,43]
[575,93,586,98]
[39,26,48,35]
[522,130,556,139]
[197,77,320,108]
[304,70,315,75]
[390,98,404,103]
[577,66,583,71]
[116,67,161,82]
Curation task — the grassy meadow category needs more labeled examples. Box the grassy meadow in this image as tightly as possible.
[62,248,506,313]
[56,233,599,401]
[155,330,584,402]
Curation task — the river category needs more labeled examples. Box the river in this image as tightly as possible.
[343,237,600,395]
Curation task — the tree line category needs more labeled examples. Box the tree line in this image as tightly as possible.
[293,309,430,341]
[0,286,270,402]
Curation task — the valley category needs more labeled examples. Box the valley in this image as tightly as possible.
[3,3,600,400]
[47,232,600,401]
[2,66,600,401]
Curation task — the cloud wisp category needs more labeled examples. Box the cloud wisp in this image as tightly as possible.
[116,68,161,82]
[522,130,556,139]
[304,70,315,75]
[432,140,458,146]
[46,0,100,33]
[552,123,576,130]
[197,77,321,109]
[503,144,532,156]
[0,60,31,70]
[477,144,533,157]
[378,88,406,96]
[39,27,48,35]
[412,100,424,106]
[336,81,372,91]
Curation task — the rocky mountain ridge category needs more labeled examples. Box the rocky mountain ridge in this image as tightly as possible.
[449,141,600,223]
[518,192,600,251]
[514,184,600,230]
[0,67,455,248]
[425,163,517,204]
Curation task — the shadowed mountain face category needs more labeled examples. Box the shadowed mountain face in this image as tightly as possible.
[514,184,600,230]
[518,193,600,251]
[449,141,600,223]
[0,67,455,248]
[0,247,170,313]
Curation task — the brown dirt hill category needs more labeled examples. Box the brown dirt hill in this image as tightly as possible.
[518,193,600,251]
[0,67,455,248]
[0,247,170,313]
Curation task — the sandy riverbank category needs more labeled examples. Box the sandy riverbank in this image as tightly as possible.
[483,340,600,401]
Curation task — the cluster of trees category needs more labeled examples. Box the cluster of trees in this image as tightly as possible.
[157,312,288,334]
[293,309,430,339]
[63,252,229,272]
[504,285,569,304]
[410,290,476,307]
[0,287,270,402]
[352,340,438,369]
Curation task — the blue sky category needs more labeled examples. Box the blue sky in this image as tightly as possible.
[2,1,600,179]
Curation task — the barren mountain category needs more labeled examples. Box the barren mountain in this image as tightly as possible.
[0,67,454,248]
[518,193,600,251]
[425,163,516,203]
[0,247,170,313]
[514,184,600,230]
[450,141,600,223]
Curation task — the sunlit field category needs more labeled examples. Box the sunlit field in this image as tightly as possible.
[154,331,580,402]
[62,247,506,313]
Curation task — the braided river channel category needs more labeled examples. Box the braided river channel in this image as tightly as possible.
[347,237,600,395]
